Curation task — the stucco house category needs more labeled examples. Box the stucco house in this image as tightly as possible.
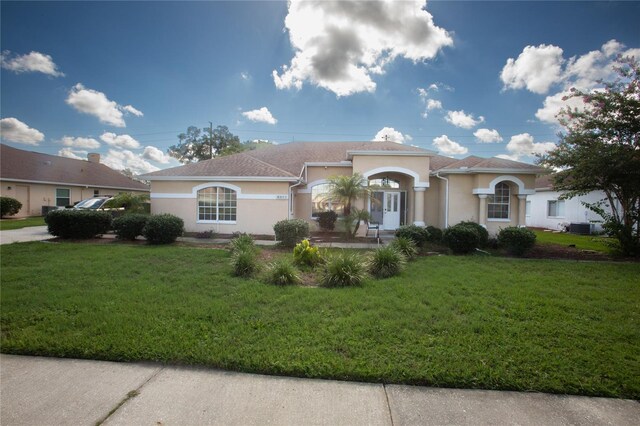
[0,144,149,217]
[140,141,545,236]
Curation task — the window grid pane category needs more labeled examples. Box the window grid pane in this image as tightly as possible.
[198,187,237,221]
[487,182,510,219]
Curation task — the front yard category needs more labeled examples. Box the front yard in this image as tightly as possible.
[1,242,638,399]
[0,216,46,231]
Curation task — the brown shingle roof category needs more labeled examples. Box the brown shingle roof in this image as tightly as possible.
[0,144,149,191]
[430,154,546,174]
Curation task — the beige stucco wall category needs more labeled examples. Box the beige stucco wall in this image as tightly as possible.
[149,180,290,235]
[0,180,148,217]
[351,155,430,183]
[424,179,441,228]
[473,173,536,193]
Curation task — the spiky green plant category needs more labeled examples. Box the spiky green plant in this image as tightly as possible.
[320,251,368,287]
[390,237,418,260]
[369,246,406,279]
[264,260,301,286]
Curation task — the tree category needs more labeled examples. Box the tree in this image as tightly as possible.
[538,57,640,256]
[326,173,370,217]
[168,125,241,163]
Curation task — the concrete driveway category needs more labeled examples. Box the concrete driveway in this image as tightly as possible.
[0,225,52,245]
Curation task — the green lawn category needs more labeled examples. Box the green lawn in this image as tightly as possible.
[1,243,639,399]
[0,216,46,231]
[532,229,613,253]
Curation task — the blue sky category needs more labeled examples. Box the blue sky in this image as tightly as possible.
[1,1,639,174]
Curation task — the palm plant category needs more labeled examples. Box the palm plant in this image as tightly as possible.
[326,173,370,216]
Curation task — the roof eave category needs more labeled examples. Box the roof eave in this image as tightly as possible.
[347,150,436,159]
[431,167,546,175]
[139,175,299,182]
[0,177,149,191]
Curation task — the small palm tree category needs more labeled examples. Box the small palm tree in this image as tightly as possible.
[326,173,370,216]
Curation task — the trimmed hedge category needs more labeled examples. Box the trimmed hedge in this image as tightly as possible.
[317,211,338,231]
[1,197,22,217]
[45,209,112,239]
[142,214,184,244]
[395,225,430,248]
[457,221,489,247]
[498,226,537,256]
[112,214,149,240]
[426,226,443,243]
[443,224,481,254]
[273,219,309,248]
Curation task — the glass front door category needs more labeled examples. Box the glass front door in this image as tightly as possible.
[383,192,401,230]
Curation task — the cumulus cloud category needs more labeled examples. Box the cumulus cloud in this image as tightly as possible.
[473,128,503,143]
[373,127,411,144]
[102,149,159,175]
[58,148,87,160]
[142,145,172,164]
[417,87,443,118]
[100,132,140,149]
[241,107,278,125]
[60,136,100,149]
[240,72,251,81]
[534,90,587,124]
[432,135,468,155]
[1,50,64,77]
[273,0,453,96]
[445,110,484,129]
[500,44,565,94]
[504,133,556,160]
[0,117,44,145]
[66,83,142,127]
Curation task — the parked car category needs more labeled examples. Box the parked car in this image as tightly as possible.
[73,197,115,210]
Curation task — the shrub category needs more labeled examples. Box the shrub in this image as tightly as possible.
[195,230,215,239]
[498,227,537,256]
[426,226,443,243]
[142,214,184,244]
[264,260,301,286]
[0,197,22,217]
[112,214,148,240]
[317,211,338,231]
[320,251,368,287]
[273,219,309,248]
[443,224,481,255]
[103,192,150,214]
[395,225,430,248]
[230,233,256,254]
[45,209,112,239]
[369,246,406,279]
[231,248,260,277]
[390,237,418,260]
[458,221,489,247]
[293,239,322,267]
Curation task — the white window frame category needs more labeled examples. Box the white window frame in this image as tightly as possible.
[197,186,237,224]
[547,200,565,218]
[310,183,343,218]
[487,182,510,221]
[56,188,71,207]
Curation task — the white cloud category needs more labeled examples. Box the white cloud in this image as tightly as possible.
[417,87,443,118]
[505,133,556,160]
[60,136,100,149]
[500,44,565,94]
[373,127,411,144]
[1,50,64,77]
[445,110,484,129]
[273,0,453,97]
[58,148,87,160]
[0,117,44,145]
[241,107,278,125]
[473,128,503,143]
[142,145,172,164]
[495,154,520,162]
[535,89,589,125]
[122,105,143,117]
[100,132,140,149]
[427,99,443,111]
[240,72,251,80]
[432,135,468,155]
[102,149,159,175]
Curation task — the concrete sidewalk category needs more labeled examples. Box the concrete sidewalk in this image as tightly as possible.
[0,226,52,245]
[1,355,637,425]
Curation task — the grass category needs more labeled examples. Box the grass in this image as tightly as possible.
[0,216,46,231]
[532,229,613,253]
[1,242,639,399]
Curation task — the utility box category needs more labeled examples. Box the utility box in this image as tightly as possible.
[569,222,591,235]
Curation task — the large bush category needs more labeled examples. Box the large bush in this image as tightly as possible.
[0,197,22,217]
[320,251,368,287]
[498,227,537,256]
[426,226,443,243]
[142,214,184,244]
[443,224,481,255]
[369,246,405,279]
[395,225,430,248]
[317,211,338,231]
[458,221,489,247]
[273,219,309,248]
[112,214,148,240]
[45,209,112,239]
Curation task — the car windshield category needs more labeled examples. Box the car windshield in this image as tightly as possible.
[75,198,108,209]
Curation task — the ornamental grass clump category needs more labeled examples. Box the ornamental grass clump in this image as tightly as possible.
[231,248,260,278]
[498,226,537,256]
[369,246,405,279]
[293,239,322,267]
[264,260,301,286]
[320,251,368,287]
[390,236,418,260]
[230,233,256,254]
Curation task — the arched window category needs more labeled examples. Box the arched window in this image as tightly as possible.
[311,183,344,217]
[198,187,237,222]
[487,182,510,219]
[368,178,400,188]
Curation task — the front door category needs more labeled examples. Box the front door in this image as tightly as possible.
[383,191,401,230]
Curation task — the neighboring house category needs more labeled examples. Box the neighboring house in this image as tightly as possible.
[0,144,149,217]
[526,174,613,232]
[140,141,545,236]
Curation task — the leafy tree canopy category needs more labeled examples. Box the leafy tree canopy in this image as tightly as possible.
[538,57,640,256]
[168,125,242,163]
